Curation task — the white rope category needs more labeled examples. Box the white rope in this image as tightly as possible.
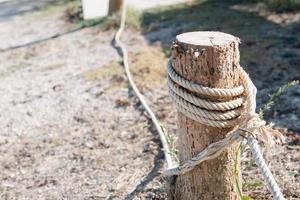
[167,59,244,98]
[168,77,245,111]
[114,0,174,169]
[166,60,285,200]
[170,90,242,121]
[248,137,285,200]
[173,100,240,128]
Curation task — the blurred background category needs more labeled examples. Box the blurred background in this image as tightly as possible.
[0,0,299,199]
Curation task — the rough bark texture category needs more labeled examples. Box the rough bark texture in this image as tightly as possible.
[108,0,123,15]
[170,31,242,200]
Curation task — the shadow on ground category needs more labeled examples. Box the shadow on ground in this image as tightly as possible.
[0,0,56,21]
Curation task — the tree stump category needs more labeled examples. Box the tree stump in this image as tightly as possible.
[170,31,242,200]
[108,0,123,15]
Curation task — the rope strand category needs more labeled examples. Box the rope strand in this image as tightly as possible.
[114,0,174,169]
[167,59,244,98]
[248,138,285,200]
[168,77,245,111]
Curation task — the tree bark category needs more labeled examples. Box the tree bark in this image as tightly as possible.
[170,31,242,200]
[108,0,123,15]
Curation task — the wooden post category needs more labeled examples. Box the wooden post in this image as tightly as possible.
[108,0,123,15]
[170,31,242,200]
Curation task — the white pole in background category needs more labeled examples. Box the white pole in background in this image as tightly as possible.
[81,0,109,20]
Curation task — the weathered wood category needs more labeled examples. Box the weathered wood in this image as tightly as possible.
[108,0,123,15]
[170,31,242,200]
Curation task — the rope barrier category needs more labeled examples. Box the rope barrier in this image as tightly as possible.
[114,1,284,199]
[114,0,174,169]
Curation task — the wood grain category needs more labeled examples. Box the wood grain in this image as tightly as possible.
[170,31,242,200]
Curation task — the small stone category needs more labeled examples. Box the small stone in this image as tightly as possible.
[127,133,137,140]
[115,98,130,107]
[85,141,94,149]
[290,114,298,121]
[143,143,150,153]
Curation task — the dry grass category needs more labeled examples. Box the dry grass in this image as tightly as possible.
[129,46,168,91]
[82,61,123,81]
[81,45,168,92]
[41,63,65,71]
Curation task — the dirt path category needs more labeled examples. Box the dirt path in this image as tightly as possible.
[0,1,299,200]
[0,2,165,199]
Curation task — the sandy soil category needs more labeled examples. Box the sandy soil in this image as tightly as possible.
[0,1,299,200]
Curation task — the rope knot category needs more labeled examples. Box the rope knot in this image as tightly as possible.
[238,113,284,148]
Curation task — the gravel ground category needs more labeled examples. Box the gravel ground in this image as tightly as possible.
[0,1,172,199]
[0,1,299,200]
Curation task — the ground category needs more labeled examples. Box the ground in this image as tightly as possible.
[0,0,299,200]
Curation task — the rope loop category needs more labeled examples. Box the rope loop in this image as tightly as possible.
[167,59,244,98]
[167,59,247,128]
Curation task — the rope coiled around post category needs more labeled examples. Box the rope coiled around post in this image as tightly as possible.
[166,59,285,200]
[114,1,284,199]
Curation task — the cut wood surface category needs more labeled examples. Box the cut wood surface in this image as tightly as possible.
[170,31,242,200]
